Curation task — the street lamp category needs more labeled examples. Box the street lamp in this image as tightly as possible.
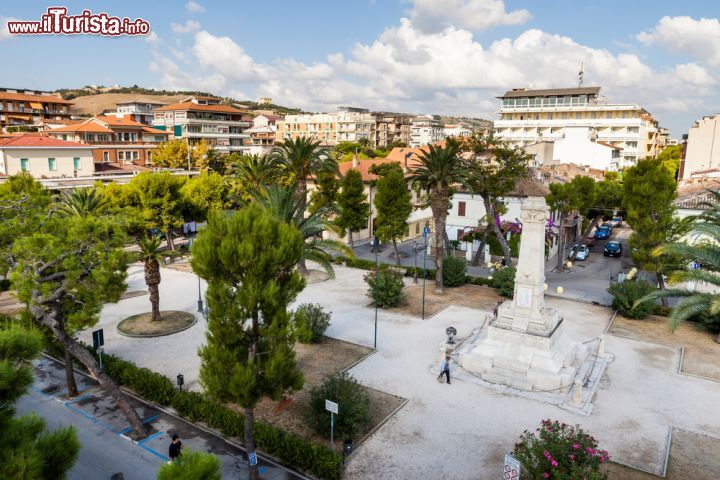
[412,240,418,284]
[374,238,379,349]
[189,238,204,312]
[422,228,428,320]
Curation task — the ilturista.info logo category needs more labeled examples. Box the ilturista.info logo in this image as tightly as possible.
[6,7,151,36]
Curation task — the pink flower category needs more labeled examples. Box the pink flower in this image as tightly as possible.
[551,460,558,468]
[572,444,580,450]
[600,456,605,463]
[543,474,550,479]
[543,451,550,458]
[586,447,595,454]
[569,454,575,461]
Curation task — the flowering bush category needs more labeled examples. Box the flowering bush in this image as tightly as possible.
[364,267,405,308]
[512,419,610,480]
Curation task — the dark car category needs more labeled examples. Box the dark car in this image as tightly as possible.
[604,241,622,257]
[595,226,611,240]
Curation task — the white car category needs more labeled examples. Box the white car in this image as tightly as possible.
[567,244,590,261]
[609,216,623,228]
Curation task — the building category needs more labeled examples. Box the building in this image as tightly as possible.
[276,110,377,146]
[0,134,94,178]
[45,115,169,168]
[443,124,473,139]
[375,114,412,148]
[679,115,720,181]
[245,114,279,154]
[114,98,167,125]
[0,88,73,132]
[410,115,444,147]
[259,97,273,105]
[152,99,251,153]
[524,126,622,170]
[494,86,663,168]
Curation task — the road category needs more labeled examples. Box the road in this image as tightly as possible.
[17,356,310,480]
[353,226,635,306]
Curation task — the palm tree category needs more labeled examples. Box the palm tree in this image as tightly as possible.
[54,188,105,217]
[231,154,280,199]
[637,192,720,342]
[271,137,337,213]
[138,235,163,322]
[409,140,470,293]
[252,183,352,277]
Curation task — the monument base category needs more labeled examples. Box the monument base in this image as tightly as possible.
[459,315,587,392]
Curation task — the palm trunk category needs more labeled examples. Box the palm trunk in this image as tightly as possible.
[471,226,490,266]
[431,189,447,293]
[166,230,175,250]
[443,229,452,257]
[64,348,79,397]
[483,195,512,267]
[297,180,308,216]
[657,273,669,308]
[149,283,161,321]
[393,238,400,267]
[34,307,146,437]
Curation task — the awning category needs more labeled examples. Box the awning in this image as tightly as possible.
[29,102,43,109]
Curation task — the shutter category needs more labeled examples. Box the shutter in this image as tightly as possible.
[458,201,466,216]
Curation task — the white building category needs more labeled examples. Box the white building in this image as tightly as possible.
[443,124,473,139]
[115,98,167,125]
[411,115,444,147]
[680,115,720,181]
[524,126,621,171]
[152,98,251,153]
[0,135,94,178]
[245,114,279,155]
[494,87,663,168]
[276,110,376,146]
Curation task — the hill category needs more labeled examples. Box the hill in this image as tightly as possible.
[68,93,188,116]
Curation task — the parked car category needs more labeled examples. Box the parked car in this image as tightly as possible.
[601,222,614,230]
[594,226,611,240]
[604,241,623,257]
[609,216,623,228]
[567,243,590,261]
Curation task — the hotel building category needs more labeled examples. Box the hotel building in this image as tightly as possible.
[0,88,73,132]
[276,109,377,146]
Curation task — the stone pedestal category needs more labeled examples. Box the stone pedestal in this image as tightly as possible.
[459,196,585,392]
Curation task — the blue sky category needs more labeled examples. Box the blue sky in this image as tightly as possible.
[2,1,720,136]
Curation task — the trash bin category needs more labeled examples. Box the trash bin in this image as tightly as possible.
[343,439,353,456]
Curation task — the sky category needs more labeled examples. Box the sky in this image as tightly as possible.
[2,0,719,137]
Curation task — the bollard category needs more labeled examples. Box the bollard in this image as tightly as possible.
[571,380,583,408]
[598,335,605,356]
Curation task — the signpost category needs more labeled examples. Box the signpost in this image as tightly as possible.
[92,328,104,371]
[503,454,521,480]
[422,227,429,320]
[325,399,339,447]
[248,450,257,467]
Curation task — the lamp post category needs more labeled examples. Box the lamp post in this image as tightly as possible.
[422,228,428,320]
[189,238,204,312]
[374,238,379,349]
[412,240,418,284]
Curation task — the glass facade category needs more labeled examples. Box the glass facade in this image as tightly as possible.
[502,95,589,109]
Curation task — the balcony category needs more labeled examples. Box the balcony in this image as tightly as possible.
[184,132,250,139]
[182,118,250,127]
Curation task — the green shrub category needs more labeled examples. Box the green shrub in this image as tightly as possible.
[294,303,331,343]
[513,419,609,480]
[157,450,222,480]
[0,278,10,292]
[488,233,520,257]
[364,267,405,308]
[607,280,655,319]
[689,311,720,333]
[464,275,493,287]
[404,266,436,280]
[307,372,370,440]
[443,256,466,287]
[492,267,516,298]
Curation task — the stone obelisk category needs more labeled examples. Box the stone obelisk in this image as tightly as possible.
[459,196,583,391]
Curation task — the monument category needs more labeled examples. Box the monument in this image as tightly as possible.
[459,196,586,392]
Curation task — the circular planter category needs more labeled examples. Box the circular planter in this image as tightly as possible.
[117,310,197,338]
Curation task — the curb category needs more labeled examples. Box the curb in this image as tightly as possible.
[116,311,197,338]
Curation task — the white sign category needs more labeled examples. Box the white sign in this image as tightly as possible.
[325,399,339,414]
[503,454,521,480]
[516,286,532,309]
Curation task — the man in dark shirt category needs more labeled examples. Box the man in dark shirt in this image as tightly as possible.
[169,434,182,461]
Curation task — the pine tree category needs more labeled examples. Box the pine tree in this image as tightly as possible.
[156,450,221,480]
[336,169,370,251]
[191,206,305,480]
[374,167,412,266]
[0,323,80,479]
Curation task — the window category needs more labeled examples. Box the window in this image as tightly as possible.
[606,112,612,119]
[103,151,109,162]
[20,158,29,171]
[457,229,465,241]
[415,223,420,235]
[575,112,582,119]
[73,157,81,170]
[48,158,57,171]
[458,201,466,217]
[62,134,67,141]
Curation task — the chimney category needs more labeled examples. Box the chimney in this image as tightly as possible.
[352,153,358,168]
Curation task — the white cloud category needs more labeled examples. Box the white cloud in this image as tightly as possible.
[410,0,530,33]
[1,17,19,41]
[185,1,205,14]
[637,16,720,66]
[171,20,201,34]
[145,31,160,44]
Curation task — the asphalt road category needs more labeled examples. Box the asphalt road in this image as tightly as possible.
[17,356,309,480]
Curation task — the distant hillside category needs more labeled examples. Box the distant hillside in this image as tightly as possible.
[68,93,188,116]
[439,116,493,129]
[56,86,214,100]
[234,101,304,116]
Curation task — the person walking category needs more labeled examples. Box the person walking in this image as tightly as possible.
[437,355,451,384]
[168,434,183,462]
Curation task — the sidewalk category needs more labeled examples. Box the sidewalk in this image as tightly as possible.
[21,355,308,480]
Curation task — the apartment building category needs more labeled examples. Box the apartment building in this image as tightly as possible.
[410,115,444,147]
[46,115,169,167]
[679,114,720,181]
[494,87,662,168]
[115,98,167,125]
[276,110,377,146]
[443,124,473,139]
[376,114,412,147]
[152,98,251,153]
[245,114,279,155]
[524,126,622,171]
[0,134,94,178]
[0,88,73,132]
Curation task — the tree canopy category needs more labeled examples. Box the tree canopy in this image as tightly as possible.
[374,168,413,266]
[335,169,370,249]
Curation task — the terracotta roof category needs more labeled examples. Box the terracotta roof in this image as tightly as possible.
[674,179,720,210]
[95,115,146,127]
[498,87,601,99]
[338,157,407,182]
[47,121,111,133]
[154,101,246,114]
[255,114,280,122]
[508,177,551,197]
[0,135,91,148]
[0,92,73,104]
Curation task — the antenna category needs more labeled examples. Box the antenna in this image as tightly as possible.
[578,62,584,87]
